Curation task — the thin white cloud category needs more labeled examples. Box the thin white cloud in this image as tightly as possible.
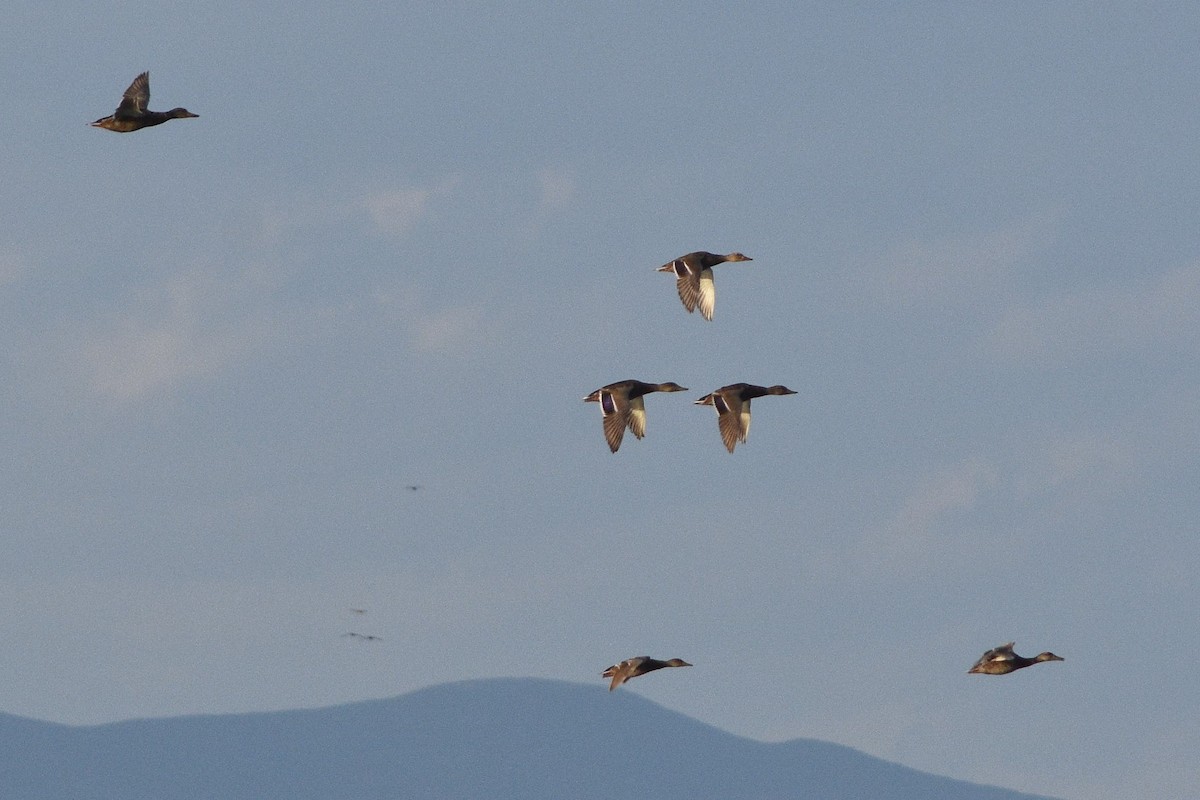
[856,429,1136,577]
[0,249,27,288]
[56,174,479,403]
[79,272,499,402]
[858,458,1000,575]
[412,305,487,353]
[888,459,998,538]
[1010,432,1132,501]
[863,215,1057,308]
[361,188,431,237]
[536,167,576,209]
[985,263,1200,364]
[508,166,580,242]
[357,168,570,244]
[237,177,458,242]
[359,177,459,237]
[81,269,280,402]
[372,286,495,356]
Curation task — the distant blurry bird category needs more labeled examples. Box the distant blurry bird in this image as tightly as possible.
[90,72,198,132]
[349,608,367,615]
[694,383,797,453]
[342,632,382,642]
[405,485,422,491]
[968,642,1063,675]
[657,251,752,321]
[601,656,692,691]
[583,380,688,452]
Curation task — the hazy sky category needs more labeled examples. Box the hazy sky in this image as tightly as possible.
[3,4,1198,799]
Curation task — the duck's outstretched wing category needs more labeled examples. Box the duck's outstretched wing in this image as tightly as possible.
[601,405,628,452]
[697,268,716,321]
[985,642,1017,662]
[601,656,647,691]
[626,395,647,440]
[970,642,1017,671]
[673,268,701,313]
[660,257,701,314]
[711,393,748,453]
[116,72,150,117]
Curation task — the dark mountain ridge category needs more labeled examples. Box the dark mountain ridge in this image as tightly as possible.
[0,678,1056,800]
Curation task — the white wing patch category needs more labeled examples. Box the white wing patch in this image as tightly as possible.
[698,268,716,321]
[628,396,647,439]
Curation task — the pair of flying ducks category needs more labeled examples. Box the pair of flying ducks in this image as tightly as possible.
[585,380,796,453]
[603,643,1062,692]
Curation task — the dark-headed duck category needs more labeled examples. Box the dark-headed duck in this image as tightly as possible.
[657,251,752,321]
[584,380,688,452]
[91,72,198,132]
[968,642,1063,675]
[694,383,796,452]
[602,656,692,691]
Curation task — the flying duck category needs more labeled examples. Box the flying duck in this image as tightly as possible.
[583,380,688,452]
[694,383,796,452]
[657,251,752,321]
[968,642,1063,675]
[91,72,198,132]
[601,656,692,691]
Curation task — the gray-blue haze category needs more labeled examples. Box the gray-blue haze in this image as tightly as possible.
[1,4,1197,799]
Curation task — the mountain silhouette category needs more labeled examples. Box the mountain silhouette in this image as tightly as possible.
[0,678,1056,799]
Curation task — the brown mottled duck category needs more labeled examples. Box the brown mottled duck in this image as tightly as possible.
[657,251,752,321]
[583,380,688,452]
[601,656,692,691]
[694,383,796,452]
[91,72,198,132]
[968,642,1063,675]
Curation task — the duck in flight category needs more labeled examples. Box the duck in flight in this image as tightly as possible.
[91,72,198,132]
[583,380,688,452]
[601,656,692,691]
[968,642,1063,675]
[657,251,752,321]
[694,383,796,452]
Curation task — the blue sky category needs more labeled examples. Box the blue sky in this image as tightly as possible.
[2,3,1198,798]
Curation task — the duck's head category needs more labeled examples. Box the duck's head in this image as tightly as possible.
[665,658,692,667]
[1035,652,1064,663]
[725,252,752,262]
[767,385,797,395]
[657,382,688,392]
[168,108,199,119]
